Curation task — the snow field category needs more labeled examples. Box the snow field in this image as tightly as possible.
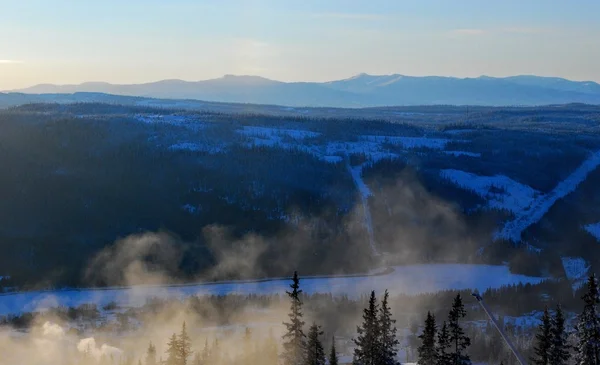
[439,169,540,214]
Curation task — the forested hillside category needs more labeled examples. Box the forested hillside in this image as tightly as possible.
[1,103,600,289]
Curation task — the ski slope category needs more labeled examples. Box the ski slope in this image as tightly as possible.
[346,161,378,256]
[584,222,600,242]
[496,150,600,242]
[0,264,545,316]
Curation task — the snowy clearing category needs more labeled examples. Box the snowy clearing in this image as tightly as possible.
[361,135,449,150]
[440,169,540,214]
[561,257,589,290]
[497,150,600,242]
[0,264,545,316]
[237,126,320,140]
[168,142,224,154]
[444,151,481,158]
[584,222,600,242]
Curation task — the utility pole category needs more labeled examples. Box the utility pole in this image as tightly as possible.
[471,292,528,365]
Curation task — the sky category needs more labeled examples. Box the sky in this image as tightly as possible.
[1,0,599,90]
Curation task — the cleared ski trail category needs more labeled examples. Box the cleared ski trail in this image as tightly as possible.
[346,160,379,256]
[496,150,600,242]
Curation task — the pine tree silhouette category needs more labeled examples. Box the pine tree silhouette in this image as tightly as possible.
[306,323,326,365]
[531,307,552,365]
[282,271,307,365]
[418,312,437,365]
[447,294,471,365]
[576,274,600,365]
[379,290,400,365]
[550,304,571,365]
[353,291,380,365]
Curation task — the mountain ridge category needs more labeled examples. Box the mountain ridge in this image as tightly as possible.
[7,73,600,107]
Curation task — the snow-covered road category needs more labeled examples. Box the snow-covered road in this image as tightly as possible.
[0,264,545,316]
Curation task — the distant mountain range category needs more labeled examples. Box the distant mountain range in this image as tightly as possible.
[6,74,600,107]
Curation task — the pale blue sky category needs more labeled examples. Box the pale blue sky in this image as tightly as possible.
[1,0,599,89]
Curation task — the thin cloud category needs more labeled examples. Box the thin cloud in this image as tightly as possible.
[501,27,553,34]
[450,29,486,36]
[0,59,23,64]
[311,13,386,21]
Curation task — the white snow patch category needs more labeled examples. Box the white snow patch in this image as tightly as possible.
[361,135,449,150]
[168,142,224,154]
[322,155,344,163]
[325,141,398,162]
[238,126,320,140]
[444,151,481,158]
[584,222,600,242]
[497,150,600,242]
[0,264,545,316]
[562,257,589,281]
[562,257,590,290]
[440,169,540,214]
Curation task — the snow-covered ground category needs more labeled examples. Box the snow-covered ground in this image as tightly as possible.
[439,169,540,214]
[584,222,600,242]
[360,135,449,150]
[444,151,481,158]
[237,126,320,142]
[168,142,224,154]
[562,257,589,289]
[0,264,545,316]
[497,150,600,242]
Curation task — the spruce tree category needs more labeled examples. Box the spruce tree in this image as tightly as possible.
[436,322,452,365]
[447,295,471,365]
[179,321,193,365]
[145,342,157,365]
[282,271,307,365]
[166,333,180,365]
[306,323,326,365]
[576,274,600,365]
[379,290,400,365]
[353,291,380,365]
[550,304,571,365]
[531,307,552,365]
[418,312,437,365]
[330,337,339,365]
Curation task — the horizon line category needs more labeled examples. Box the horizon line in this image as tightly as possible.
[6,72,599,91]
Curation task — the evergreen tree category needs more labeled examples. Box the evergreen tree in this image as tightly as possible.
[576,274,600,365]
[447,295,471,365]
[330,337,339,365]
[282,271,307,365]
[550,304,571,365]
[165,333,180,365]
[418,312,437,365]
[306,323,326,365]
[179,322,193,365]
[436,322,452,365]
[145,342,157,365]
[379,290,400,365]
[531,307,552,365]
[353,291,380,365]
